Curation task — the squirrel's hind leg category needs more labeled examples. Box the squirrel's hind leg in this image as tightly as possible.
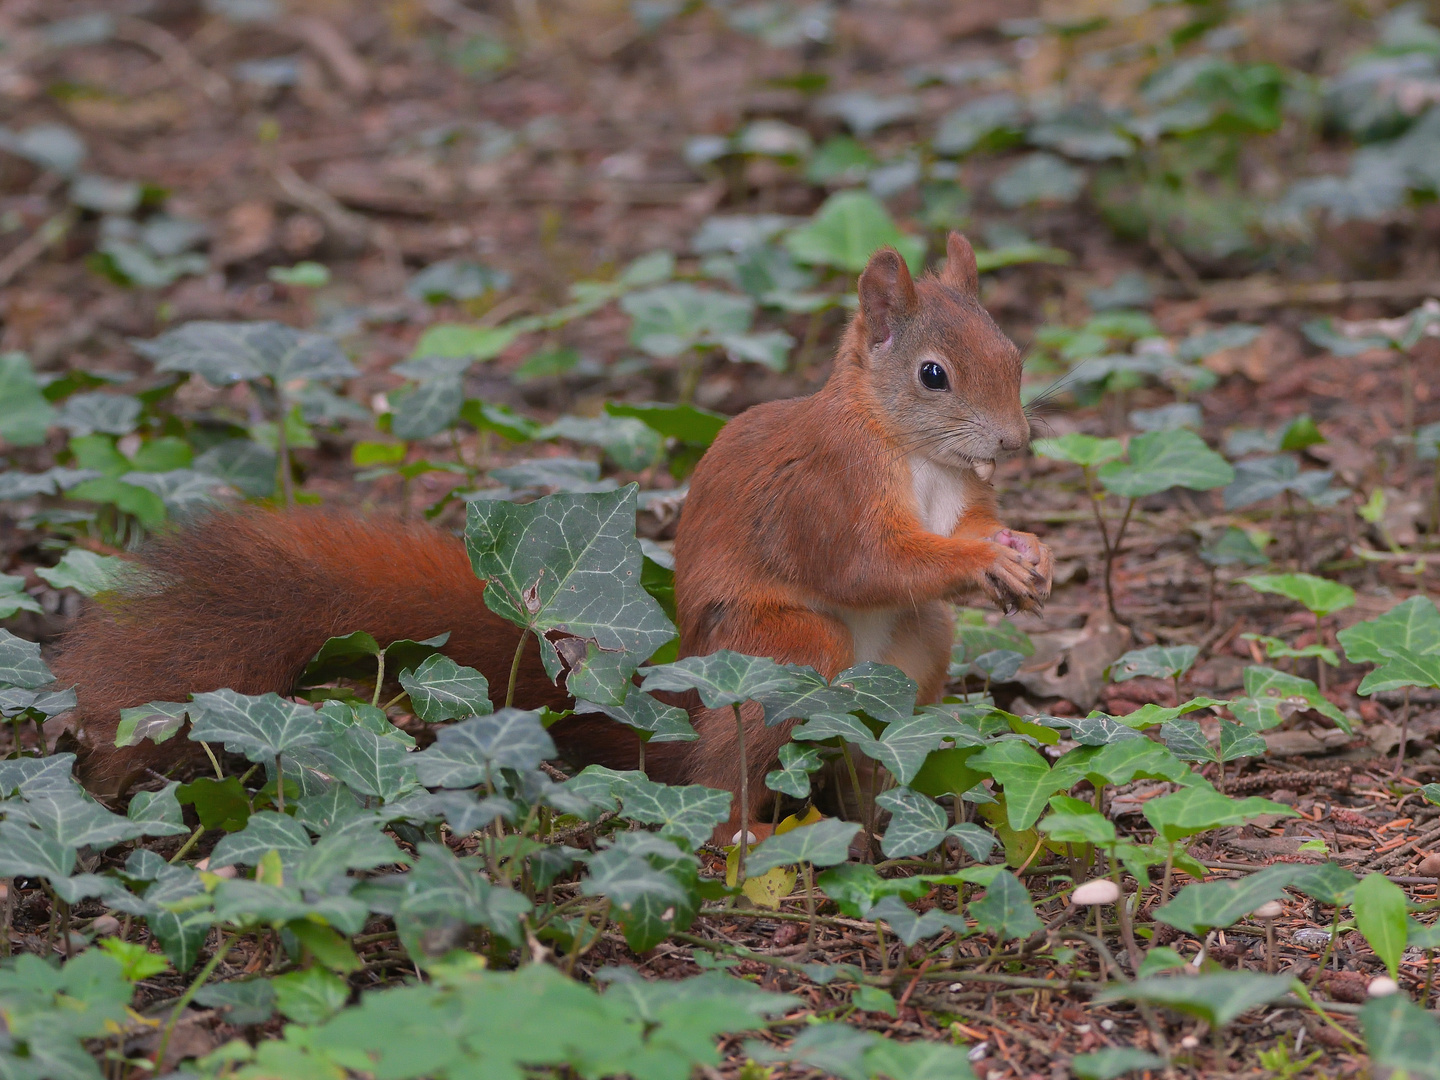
[682,604,853,844]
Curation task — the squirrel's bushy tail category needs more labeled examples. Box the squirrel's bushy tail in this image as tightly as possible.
[55,507,578,794]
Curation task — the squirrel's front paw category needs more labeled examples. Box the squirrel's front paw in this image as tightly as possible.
[991,529,1053,604]
[982,536,1050,614]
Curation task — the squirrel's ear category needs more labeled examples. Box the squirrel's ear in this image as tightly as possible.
[857,247,917,347]
[939,231,979,297]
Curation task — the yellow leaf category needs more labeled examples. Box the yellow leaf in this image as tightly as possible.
[775,806,823,836]
[743,865,797,909]
[256,848,284,887]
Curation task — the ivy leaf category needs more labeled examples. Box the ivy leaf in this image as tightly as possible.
[1230,666,1351,731]
[861,714,982,786]
[126,781,189,837]
[390,376,463,440]
[409,324,515,362]
[765,742,826,798]
[539,414,664,472]
[1097,430,1234,497]
[0,352,56,446]
[604,401,727,448]
[298,715,419,802]
[467,486,676,705]
[193,981,276,1026]
[747,819,861,873]
[1240,572,1355,618]
[620,284,754,359]
[412,709,554,788]
[399,654,493,722]
[610,775,731,849]
[1144,784,1296,842]
[640,650,814,715]
[0,630,53,689]
[969,869,1043,941]
[1219,721,1267,762]
[396,842,532,949]
[578,689,697,744]
[134,320,356,386]
[1038,795,1116,847]
[0,573,41,619]
[876,787,950,858]
[784,190,925,274]
[1223,454,1343,510]
[208,812,314,870]
[829,662,919,723]
[1110,645,1198,681]
[1353,872,1409,980]
[866,895,967,946]
[1030,432,1124,468]
[1361,995,1440,1080]
[1361,646,1440,696]
[272,967,350,1025]
[1071,1048,1167,1080]
[581,833,697,952]
[1153,864,1299,935]
[1338,595,1440,665]
[971,740,1058,831]
[1101,972,1293,1028]
[54,392,141,437]
[1159,717,1215,764]
[187,690,330,763]
[34,548,126,597]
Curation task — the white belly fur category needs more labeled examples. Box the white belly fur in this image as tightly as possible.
[908,455,971,536]
[839,607,901,664]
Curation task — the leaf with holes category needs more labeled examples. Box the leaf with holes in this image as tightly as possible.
[467,486,676,705]
[1230,666,1350,731]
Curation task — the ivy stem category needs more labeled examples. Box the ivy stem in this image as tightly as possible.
[274,754,284,814]
[200,741,224,781]
[1394,686,1412,778]
[801,861,816,959]
[840,743,869,862]
[152,934,234,1072]
[1109,865,1142,974]
[733,703,749,887]
[505,631,529,709]
[1307,908,1343,990]
[372,645,387,709]
[275,392,294,509]
[168,825,206,865]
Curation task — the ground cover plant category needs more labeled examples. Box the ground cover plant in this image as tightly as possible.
[6,0,1440,1077]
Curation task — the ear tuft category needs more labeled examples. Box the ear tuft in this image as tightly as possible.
[857,247,917,348]
[940,232,979,297]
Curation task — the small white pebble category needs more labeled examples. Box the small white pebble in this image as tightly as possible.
[1071,879,1120,906]
[1252,900,1284,920]
[1075,1024,1091,1035]
[948,982,963,992]
[211,865,237,879]
[194,857,210,870]
[1180,1035,1200,1049]
[966,1042,989,1063]
[1368,976,1401,998]
[1100,1019,1115,1032]
[91,915,121,936]
[731,830,757,845]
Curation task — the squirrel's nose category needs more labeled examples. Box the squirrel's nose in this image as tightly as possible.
[999,428,1029,453]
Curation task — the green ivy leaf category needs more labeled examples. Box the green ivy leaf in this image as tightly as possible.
[0,630,53,689]
[1100,972,1293,1028]
[1361,994,1440,1079]
[134,320,356,386]
[969,869,1043,941]
[747,818,862,873]
[1097,430,1234,497]
[1110,645,1198,682]
[467,486,676,704]
[34,548,126,597]
[187,690,330,763]
[1353,872,1409,980]
[1231,666,1351,731]
[971,740,1058,831]
[0,352,56,446]
[409,323,515,362]
[1338,595,1440,665]
[1144,784,1296,842]
[1240,572,1355,618]
[1154,864,1299,936]
[1030,432,1124,468]
[784,190,925,274]
[412,709,554,788]
[399,654,493,723]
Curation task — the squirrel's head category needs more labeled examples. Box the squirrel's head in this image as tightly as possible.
[851,232,1027,480]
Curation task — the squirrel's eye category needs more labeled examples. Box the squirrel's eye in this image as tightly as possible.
[919,361,949,391]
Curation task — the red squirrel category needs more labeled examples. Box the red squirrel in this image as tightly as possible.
[56,232,1051,830]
